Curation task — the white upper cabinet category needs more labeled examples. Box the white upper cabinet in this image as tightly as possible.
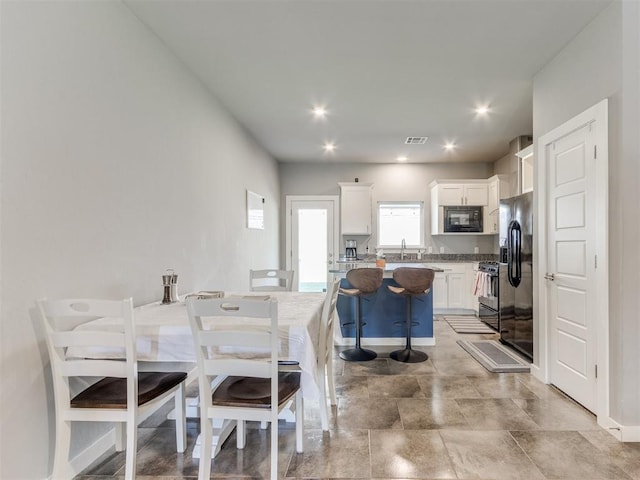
[517,144,534,194]
[485,174,510,234]
[431,182,488,206]
[436,184,465,205]
[464,184,489,206]
[488,180,500,213]
[339,183,373,235]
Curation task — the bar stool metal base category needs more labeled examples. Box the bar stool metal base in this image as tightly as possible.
[339,347,377,362]
[390,347,428,363]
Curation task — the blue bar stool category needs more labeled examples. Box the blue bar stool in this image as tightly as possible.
[388,267,435,363]
[339,268,383,361]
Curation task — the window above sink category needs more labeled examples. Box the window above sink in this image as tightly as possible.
[377,201,424,248]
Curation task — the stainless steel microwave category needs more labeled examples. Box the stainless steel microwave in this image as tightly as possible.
[443,206,483,233]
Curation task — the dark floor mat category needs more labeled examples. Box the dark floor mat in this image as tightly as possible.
[457,340,530,372]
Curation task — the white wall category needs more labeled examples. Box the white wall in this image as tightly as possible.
[533,1,639,427]
[0,2,280,478]
[279,161,496,257]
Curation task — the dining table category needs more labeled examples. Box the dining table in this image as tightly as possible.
[69,290,327,458]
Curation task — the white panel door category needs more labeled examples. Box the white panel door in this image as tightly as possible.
[288,198,338,292]
[546,122,597,411]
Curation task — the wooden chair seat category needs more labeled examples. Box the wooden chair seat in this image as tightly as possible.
[388,285,405,295]
[342,268,383,295]
[212,372,300,408]
[391,267,435,294]
[71,372,188,409]
[339,287,360,296]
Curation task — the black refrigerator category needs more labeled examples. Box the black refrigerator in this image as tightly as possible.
[498,191,534,360]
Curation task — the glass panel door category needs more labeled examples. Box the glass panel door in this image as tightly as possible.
[297,209,328,292]
[290,200,335,292]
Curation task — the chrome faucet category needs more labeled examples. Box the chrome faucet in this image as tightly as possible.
[400,238,407,260]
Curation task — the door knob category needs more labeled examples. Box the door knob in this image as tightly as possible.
[544,273,555,281]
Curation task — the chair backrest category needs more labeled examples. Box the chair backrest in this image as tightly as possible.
[318,278,341,365]
[392,267,435,294]
[249,269,294,292]
[37,298,137,409]
[345,268,383,294]
[186,297,279,409]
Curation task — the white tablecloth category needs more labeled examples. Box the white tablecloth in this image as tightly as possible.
[70,292,326,399]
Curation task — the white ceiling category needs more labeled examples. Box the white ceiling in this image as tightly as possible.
[125,0,611,164]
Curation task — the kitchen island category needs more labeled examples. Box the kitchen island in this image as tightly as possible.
[330,263,443,345]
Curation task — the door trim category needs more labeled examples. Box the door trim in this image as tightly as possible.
[285,195,340,285]
[536,99,610,428]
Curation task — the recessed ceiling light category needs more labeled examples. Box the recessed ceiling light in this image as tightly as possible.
[444,142,456,151]
[396,156,408,162]
[475,105,490,115]
[312,105,328,119]
[323,142,336,153]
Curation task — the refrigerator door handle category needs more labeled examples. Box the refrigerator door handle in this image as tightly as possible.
[507,221,512,283]
[508,220,521,287]
[515,223,522,285]
[507,220,514,286]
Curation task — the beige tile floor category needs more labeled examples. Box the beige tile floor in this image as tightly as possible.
[76,319,640,479]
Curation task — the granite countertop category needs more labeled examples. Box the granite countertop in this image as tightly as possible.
[336,253,498,264]
[330,263,444,273]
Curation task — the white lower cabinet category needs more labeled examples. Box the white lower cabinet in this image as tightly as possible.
[430,263,476,312]
[432,274,448,309]
[446,272,466,309]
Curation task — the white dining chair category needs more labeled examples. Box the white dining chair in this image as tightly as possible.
[317,278,341,431]
[37,298,187,480]
[249,269,294,292]
[186,296,303,480]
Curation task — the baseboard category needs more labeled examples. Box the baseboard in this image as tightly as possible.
[334,337,435,347]
[619,425,640,442]
[600,417,640,442]
[69,429,115,477]
[529,362,545,382]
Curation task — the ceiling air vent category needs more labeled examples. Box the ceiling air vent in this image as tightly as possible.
[405,136,428,145]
